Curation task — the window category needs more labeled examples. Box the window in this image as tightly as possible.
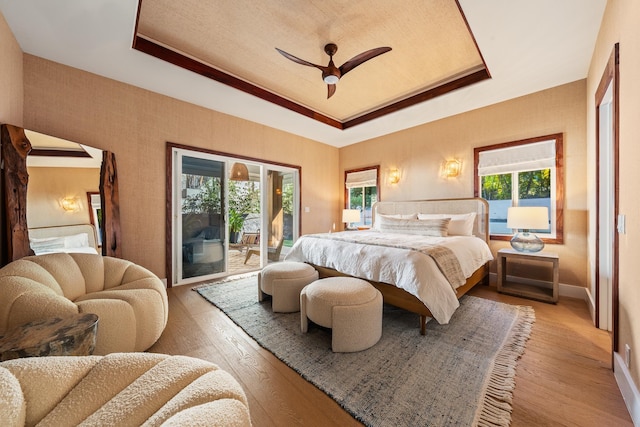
[474,134,563,243]
[345,166,379,227]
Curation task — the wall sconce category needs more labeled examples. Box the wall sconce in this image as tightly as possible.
[60,197,80,213]
[444,159,461,178]
[388,169,400,184]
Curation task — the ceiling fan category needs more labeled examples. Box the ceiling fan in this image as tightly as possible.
[275,43,392,99]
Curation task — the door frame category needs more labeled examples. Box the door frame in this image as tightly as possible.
[594,43,619,354]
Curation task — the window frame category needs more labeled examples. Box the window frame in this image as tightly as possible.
[473,134,564,244]
[344,166,380,226]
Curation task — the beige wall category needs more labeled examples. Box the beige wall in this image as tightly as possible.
[22,55,340,279]
[340,80,588,287]
[0,12,22,126]
[588,0,640,390]
[26,167,100,228]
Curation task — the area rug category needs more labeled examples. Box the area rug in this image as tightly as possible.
[195,276,534,427]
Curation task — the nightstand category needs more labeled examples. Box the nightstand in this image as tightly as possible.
[497,248,559,303]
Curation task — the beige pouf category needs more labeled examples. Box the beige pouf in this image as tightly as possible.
[300,277,383,353]
[258,262,319,312]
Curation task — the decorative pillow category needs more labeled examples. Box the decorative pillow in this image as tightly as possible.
[417,212,476,236]
[376,215,450,237]
[373,213,417,229]
[64,233,90,248]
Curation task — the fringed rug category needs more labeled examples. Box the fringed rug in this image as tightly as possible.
[195,276,534,427]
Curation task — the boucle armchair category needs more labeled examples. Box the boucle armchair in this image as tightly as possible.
[0,352,252,426]
[0,253,168,355]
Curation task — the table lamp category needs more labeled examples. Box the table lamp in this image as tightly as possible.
[506,206,549,252]
[342,209,361,230]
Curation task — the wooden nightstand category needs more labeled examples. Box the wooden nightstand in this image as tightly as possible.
[497,248,559,303]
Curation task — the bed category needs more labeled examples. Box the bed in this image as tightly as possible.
[28,224,100,255]
[284,198,493,334]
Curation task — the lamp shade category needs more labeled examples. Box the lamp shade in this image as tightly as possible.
[230,162,249,181]
[342,209,361,223]
[507,207,549,230]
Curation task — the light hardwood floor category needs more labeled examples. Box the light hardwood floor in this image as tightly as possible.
[149,280,633,427]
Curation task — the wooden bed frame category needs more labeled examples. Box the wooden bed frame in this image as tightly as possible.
[313,198,490,335]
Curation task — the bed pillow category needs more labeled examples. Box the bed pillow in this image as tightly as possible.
[376,215,450,237]
[64,233,90,249]
[29,236,67,254]
[373,213,417,230]
[417,212,476,236]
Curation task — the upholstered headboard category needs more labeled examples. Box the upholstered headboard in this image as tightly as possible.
[372,198,489,242]
[28,224,100,251]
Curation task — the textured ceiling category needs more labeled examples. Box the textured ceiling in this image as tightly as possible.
[0,0,608,147]
[135,0,486,124]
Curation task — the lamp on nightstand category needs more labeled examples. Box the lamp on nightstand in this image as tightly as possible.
[342,209,361,230]
[507,206,549,252]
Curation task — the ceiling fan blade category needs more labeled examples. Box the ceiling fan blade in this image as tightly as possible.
[327,84,336,99]
[339,47,392,76]
[275,48,326,71]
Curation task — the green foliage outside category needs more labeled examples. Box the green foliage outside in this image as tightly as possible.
[348,187,377,210]
[481,169,550,200]
[182,175,294,233]
[182,177,221,214]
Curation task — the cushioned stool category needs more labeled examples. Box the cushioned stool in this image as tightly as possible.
[258,262,319,312]
[300,277,383,352]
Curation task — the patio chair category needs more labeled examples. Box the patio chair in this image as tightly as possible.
[238,231,260,253]
[244,237,284,264]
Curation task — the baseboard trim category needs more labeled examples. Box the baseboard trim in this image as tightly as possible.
[614,351,640,425]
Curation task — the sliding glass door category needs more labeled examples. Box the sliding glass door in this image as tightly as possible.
[256,168,299,265]
[175,151,227,283]
[170,146,300,286]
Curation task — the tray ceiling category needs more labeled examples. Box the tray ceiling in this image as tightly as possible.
[134,0,489,129]
[0,0,607,147]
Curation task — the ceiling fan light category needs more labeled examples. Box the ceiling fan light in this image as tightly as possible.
[323,74,339,84]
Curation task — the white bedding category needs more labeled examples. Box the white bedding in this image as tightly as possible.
[29,226,100,256]
[284,230,493,324]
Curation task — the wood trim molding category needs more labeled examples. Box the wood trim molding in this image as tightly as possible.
[594,43,619,354]
[132,0,491,130]
[28,148,91,158]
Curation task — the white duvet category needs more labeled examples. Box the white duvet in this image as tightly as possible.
[284,230,493,324]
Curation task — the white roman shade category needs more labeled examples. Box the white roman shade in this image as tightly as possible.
[478,140,556,176]
[345,169,377,188]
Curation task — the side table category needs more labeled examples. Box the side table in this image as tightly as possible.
[497,248,559,303]
[0,313,99,361]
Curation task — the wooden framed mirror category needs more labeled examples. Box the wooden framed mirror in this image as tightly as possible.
[0,123,121,265]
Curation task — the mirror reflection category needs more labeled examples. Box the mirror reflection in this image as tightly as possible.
[25,130,103,253]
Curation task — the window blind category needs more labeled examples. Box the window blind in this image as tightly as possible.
[345,169,377,188]
[478,140,556,176]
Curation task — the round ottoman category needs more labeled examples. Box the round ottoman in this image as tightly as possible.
[258,262,319,312]
[300,277,383,353]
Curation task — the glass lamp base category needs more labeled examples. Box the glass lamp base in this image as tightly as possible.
[510,232,544,253]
